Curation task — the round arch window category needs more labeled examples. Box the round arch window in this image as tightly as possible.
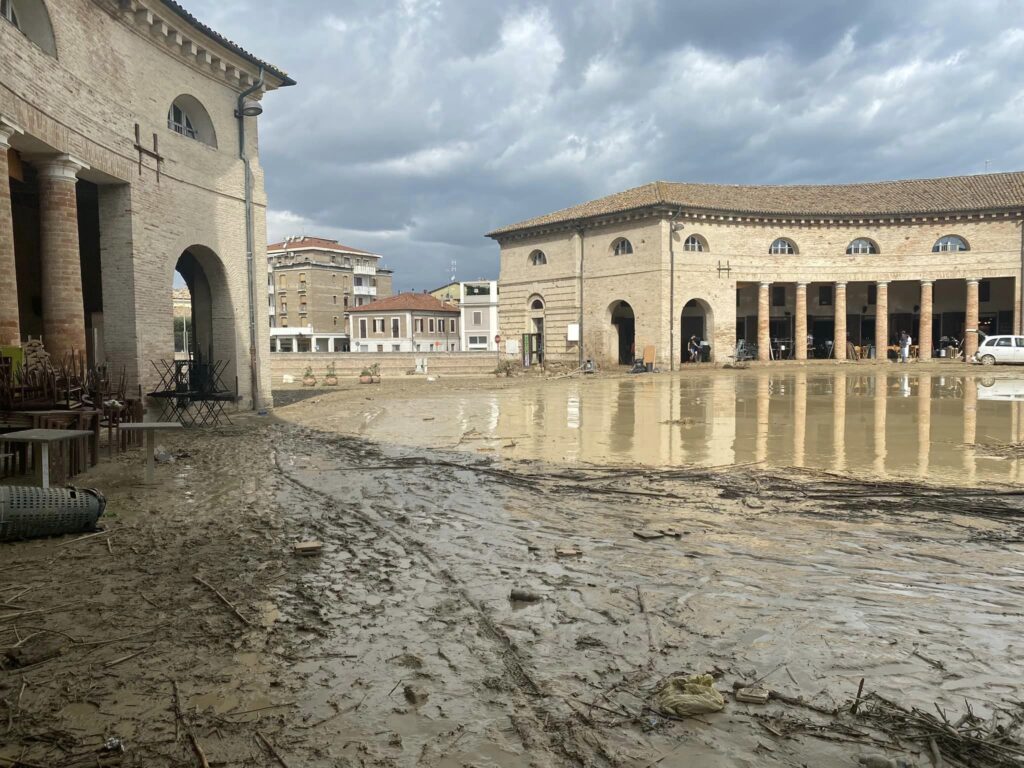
[611,238,634,256]
[769,238,796,255]
[530,298,545,311]
[846,238,878,254]
[167,95,219,148]
[932,235,969,253]
[529,250,547,266]
[683,234,707,252]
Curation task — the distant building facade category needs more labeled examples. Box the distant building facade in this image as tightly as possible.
[267,236,394,334]
[460,280,499,351]
[348,293,460,352]
[489,174,1024,367]
[429,281,461,305]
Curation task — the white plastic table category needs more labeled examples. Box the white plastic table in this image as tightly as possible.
[1,428,94,489]
[119,422,183,483]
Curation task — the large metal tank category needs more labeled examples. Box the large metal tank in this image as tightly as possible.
[0,487,107,542]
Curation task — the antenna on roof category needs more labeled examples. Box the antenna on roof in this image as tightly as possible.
[450,259,457,285]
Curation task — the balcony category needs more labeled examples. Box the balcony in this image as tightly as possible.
[354,264,377,275]
[354,285,377,296]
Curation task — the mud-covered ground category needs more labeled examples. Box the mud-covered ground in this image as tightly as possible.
[2,371,1024,767]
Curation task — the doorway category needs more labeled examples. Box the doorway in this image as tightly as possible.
[610,300,635,365]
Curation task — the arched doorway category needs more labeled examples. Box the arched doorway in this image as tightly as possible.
[173,245,237,389]
[681,298,714,362]
[609,300,635,365]
[527,294,545,365]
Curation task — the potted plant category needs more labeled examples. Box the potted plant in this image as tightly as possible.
[324,362,338,387]
[301,365,317,387]
[359,362,381,384]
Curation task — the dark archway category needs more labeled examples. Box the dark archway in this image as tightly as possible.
[681,298,714,362]
[610,300,635,365]
[173,245,237,389]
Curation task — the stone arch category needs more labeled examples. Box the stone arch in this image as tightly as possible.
[4,0,57,56]
[608,299,635,365]
[526,294,545,364]
[173,245,237,390]
[681,297,714,362]
[168,94,218,148]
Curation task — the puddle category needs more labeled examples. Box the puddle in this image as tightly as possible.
[352,370,1024,484]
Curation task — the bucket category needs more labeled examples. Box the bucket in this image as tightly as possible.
[0,486,106,542]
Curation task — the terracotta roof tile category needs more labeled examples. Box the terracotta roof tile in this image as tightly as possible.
[348,293,460,314]
[268,237,378,256]
[487,172,1024,237]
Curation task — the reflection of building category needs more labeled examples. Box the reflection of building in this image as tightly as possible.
[2,0,293,408]
[267,236,394,333]
[460,280,498,351]
[348,292,460,353]
[489,175,1024,367]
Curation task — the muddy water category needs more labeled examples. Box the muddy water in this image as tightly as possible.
[357,370,1024,484]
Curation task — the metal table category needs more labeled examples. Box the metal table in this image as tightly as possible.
[119,422,184,483]
[0,429,95,489]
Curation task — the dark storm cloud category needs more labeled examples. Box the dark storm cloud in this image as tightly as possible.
[188,0,1024,289]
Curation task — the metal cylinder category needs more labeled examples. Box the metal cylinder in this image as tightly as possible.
[0,486,106,542]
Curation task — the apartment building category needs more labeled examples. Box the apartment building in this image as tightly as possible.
[267,236,394,333]
[460,280,499,351]
[348,293,460,352]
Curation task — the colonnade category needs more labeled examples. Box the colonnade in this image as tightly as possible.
[755,278,983,362]
[1,115,90,357]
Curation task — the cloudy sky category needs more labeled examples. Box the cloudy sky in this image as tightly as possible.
[189,0,1024,291]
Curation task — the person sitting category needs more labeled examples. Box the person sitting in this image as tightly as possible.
[688,336,701,363]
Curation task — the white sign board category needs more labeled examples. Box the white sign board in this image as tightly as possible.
[567,323,580,342]
[505,339,520,355]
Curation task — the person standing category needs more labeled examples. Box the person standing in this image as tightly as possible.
[688,335,701,363]
[899,330,912,363]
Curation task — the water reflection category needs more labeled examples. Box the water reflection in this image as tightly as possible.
[487,372,1024,484]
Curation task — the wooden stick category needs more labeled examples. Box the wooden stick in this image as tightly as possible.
[256,731,291,768]
[852,677,866,714]
[57,529,112,547]
[105,649,144,668]
[193,575,251,626]
[188,731,211,768]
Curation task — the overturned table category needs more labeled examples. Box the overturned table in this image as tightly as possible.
[1,429,95,489]
[119,422,183,483]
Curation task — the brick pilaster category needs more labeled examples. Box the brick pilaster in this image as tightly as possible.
[875,281,889,360]
[965,279,980,359]
[34,154,89,362]
[794,282,807,360]
[0,117,24,346]
[757,282,770,361]
[918,280,933,360]
[834,282,847,360]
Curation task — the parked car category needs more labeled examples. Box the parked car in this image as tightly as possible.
[973,335,1024,365]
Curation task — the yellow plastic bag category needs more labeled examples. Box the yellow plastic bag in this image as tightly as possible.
[652,673,725,717]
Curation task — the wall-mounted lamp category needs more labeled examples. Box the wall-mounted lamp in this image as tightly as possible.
[235,99,263,118]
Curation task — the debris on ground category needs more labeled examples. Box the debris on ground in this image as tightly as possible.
[735,685,771,704]
[293,540,323,556]
[509,588,542,602]
[652,673,726,717]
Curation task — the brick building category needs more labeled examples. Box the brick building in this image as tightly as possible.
[349,293,460,353]
[489,174,1024,367]
[267,236,393,335]
[1,0,292,407]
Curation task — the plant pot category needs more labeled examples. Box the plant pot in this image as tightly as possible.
[302,376,317,387]
[371,376,381,384]
[359,375,373,384]
[324,375,338,386]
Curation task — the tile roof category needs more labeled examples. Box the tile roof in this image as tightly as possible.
[487,172,1024,237]
[159,1,295,87]
[268,237,378,256]
[348,293,460,314]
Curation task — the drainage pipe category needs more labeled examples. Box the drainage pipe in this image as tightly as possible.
[238,66,265,410]
[576,224,585,368]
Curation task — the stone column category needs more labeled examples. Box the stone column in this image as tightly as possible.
[757,282,770,362]
[875,281,889,361]
[918,280,933,361]
[834,282,847,361]
[795,282,808,361]
[35,154,89,361]
[965,279,980,359]
[0,116,24,346]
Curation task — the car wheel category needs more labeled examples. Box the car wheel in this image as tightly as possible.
[980,354,996,366]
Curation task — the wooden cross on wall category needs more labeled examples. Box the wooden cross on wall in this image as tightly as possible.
[717,259,732,277]
[133,123,164,182]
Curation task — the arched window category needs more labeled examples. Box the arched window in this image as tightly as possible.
[167,95,218,148]
[529,250,547,266]
[933,235,969,253]
[846,238,878,255]
[2,0,57,56]
[684,234,707,252]
[769,238,796,255]
[611,238,634,256]
[529,296,545,311]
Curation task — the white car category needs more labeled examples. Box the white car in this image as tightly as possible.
[974,335,1024,365]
